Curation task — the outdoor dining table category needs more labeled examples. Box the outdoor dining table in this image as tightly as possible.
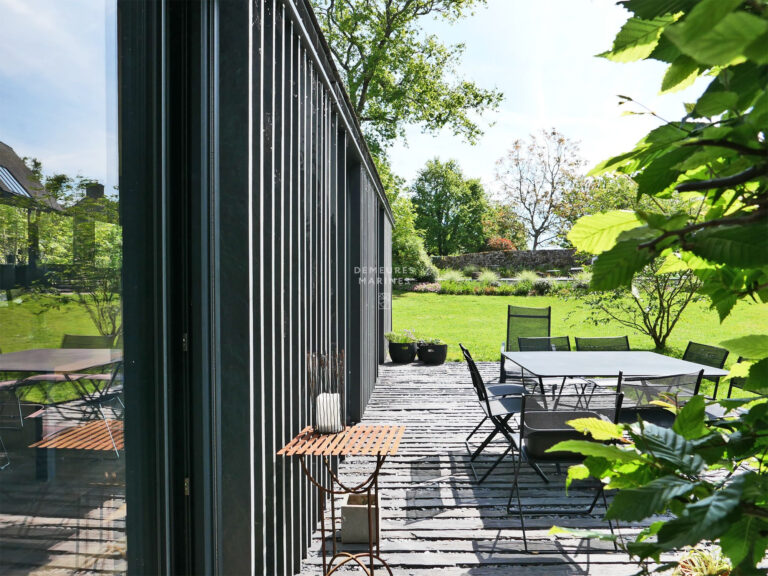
[502,350,729,379]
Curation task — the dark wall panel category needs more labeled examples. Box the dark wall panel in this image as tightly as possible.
[215,0,392,574]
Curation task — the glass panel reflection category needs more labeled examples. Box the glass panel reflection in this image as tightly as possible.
[0,1,125,573]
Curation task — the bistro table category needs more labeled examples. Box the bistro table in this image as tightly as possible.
[502,350,729,379]
[278,424,405,576]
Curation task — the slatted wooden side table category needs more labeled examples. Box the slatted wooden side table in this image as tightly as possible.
[30,419,124,454]
[278,424,405,576]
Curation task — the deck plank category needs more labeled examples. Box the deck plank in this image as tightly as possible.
[297,361,664,575]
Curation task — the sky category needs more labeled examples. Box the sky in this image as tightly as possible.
[388,0,707,194]
[0,0,705,199]
[0,0,117,192]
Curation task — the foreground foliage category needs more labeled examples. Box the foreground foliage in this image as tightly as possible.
[563,0,768,572]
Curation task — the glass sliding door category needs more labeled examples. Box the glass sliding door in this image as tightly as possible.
[0,1,128,572]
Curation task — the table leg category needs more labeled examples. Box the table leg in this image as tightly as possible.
[34,415,54,481]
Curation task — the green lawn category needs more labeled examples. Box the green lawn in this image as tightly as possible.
[392,291,767,366]
[0,294,98,353]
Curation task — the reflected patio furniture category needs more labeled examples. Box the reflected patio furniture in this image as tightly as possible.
[500,305,550,382]
[683,341,728,398]
[617,370,704,427]
[461,343,524,483]
[508,391,623,552]
[0,348,124,424]
[15,334,123,420]
[31,418,123,457]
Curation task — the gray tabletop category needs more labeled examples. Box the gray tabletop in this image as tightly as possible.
[502,350,729,378]
[0,348,123,373]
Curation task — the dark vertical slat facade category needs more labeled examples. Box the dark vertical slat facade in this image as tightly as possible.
[215,1,393,574]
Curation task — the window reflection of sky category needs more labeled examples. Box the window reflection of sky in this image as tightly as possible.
[0,0,118,191]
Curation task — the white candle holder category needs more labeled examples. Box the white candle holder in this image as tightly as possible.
[308,350,345,434]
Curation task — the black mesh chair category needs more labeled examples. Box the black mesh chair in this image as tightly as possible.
[617,370,704,427]
[517,337,591,396]
[461,344,525,483]
[574,336,630,351]
[500,306,550,382]
[727,357,748,398]
[61,334,117,349]
[518,336,570,351]
[508,390,623,551]
[683,342,728,398]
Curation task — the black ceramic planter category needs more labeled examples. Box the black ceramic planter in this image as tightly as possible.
[417,343,448,365]
[389,342,417,363]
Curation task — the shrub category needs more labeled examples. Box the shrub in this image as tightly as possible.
[515,270,539,284]
[391,196,439,282]
[412,282,440,293]
[495,283,518,296]
[512,281,532,296]
[572,269,592,291]
[439,268,465,283]
[440,280,476,295]
[477,269,500,285]
[486,236,515,251]
[462,265,480,277]
[531,278,551,295]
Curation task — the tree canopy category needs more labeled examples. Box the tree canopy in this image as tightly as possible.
[311,0,503,155]
[495,129,584,249]
[563,0,768,571]
[411,158,488,255]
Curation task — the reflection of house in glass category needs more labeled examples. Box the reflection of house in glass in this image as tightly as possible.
[0,142,62,286]
[0,141,118,290]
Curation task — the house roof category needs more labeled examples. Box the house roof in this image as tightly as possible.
[0,141,62,211]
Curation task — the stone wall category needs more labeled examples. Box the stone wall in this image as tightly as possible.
[432,249,578,271]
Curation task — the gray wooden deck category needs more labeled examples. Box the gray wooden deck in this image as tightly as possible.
[298,361,661,576]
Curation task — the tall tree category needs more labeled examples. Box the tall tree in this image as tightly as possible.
[555,173,647,245]
[311,0,503,155]
[495,129,584,249]
[482,201,527,250]
[411,158,487,255]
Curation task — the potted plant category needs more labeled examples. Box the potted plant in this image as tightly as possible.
[417,337,448,365]
[385,330,417,363]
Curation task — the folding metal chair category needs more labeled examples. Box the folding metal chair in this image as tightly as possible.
[617,370,704,427]
[683,342,728,398]
[461,344,525,483]
[574,336,630,352]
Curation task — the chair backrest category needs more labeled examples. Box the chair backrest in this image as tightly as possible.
[61,334,116,349]
[518,336,570,352]
[728,357,748,398]
[460,344,490,408]
[619,370,704,409]
[519,391,623,460]
[683,342,728,375]
[574,336,630,352]
[505,305,550,352]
